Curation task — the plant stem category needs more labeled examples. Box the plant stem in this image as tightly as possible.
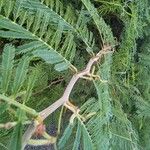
[57,106,64,134]
[0,94,38,117]
[0,121,31,129]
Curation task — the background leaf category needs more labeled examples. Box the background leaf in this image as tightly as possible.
[9,122,23,150]
[1,44,15,94]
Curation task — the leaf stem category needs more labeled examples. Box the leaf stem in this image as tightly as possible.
[0,121,31,129]
[0,94,38,117]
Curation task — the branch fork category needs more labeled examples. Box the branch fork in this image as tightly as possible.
[22,45,113,149]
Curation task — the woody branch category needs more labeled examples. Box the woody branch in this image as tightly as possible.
[22,45,112,149]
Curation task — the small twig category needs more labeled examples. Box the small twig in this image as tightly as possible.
[57,106,64,134]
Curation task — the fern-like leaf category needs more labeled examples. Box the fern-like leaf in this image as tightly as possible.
[72,120,81,150]
[22,0,96,53]
[0,1,76,71]
[9,122,23,150]
[1,44,15,94]
[81,0,115,45]
[23,68,38,103]
[12,56,30,97]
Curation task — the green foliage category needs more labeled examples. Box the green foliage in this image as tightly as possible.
[1,44,15,94]
[58,122,75,149]
[9,122,23,150]
[12,56,30,97]
[0,0,149,150]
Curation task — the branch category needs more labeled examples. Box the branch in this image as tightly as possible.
[39,45,112,120]
[22,45,112,149]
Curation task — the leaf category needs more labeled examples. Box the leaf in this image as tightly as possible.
[33,49,63,64]
[9,122,23,150]
[12,56,30,96]
[0,16,28,33]
[33,49,71,71]
[0,30,36,39]
[0,17,36,39]
[1,44,15,94]
[16,41,43,54]
[54,62,70,72]
[80,121,94,150]
[22,0,74,30]
[81,0,115,45]
[72,121,82,150]
[22,0,95,53]
[0,102,9,114]
[58,123,75,149]
[23,68,38,103]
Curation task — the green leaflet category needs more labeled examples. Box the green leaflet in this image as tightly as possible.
[54,62,70,72]
[1,44,15,94]
[9,122,23,150]
[9,109,26,150]
[81,0,115,45]
[33,49,63,64]
[58,123,75,149]
[0,102,9,114]
[23,69,38,103]
[12,56,30,96]
[16,41,44,54]
[33,49,70,71]
[91,53,113,149]
[14,0,25,20]
[81,121,94,150]
[0,17,36,39]
[0,31,36,39]
[0,16,27,32]
[0,0,77,70]
[22,0,75,30]
[72,121,82,150]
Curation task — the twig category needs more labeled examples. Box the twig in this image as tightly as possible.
[57,106,64,134]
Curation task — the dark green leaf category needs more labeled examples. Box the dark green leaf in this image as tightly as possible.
[58,123,75,149]
[9,122,23,150]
